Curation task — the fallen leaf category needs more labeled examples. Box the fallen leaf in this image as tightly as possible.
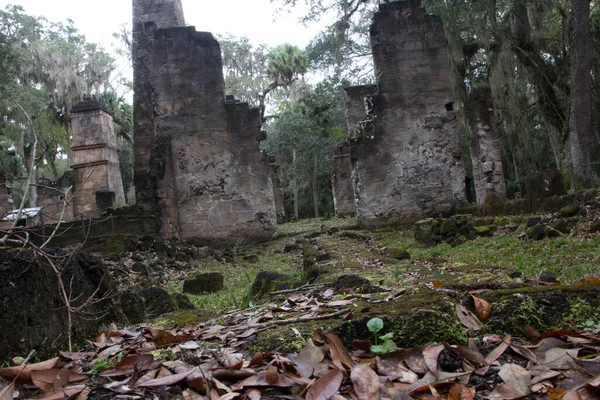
[248,353,263,367]
[265,365,279,385]
[350,364,381,400]
[295,340,325,378]
[31,368,61,392]
[306,368,344,400]
[524,326,541,341]
[246,389,261,400]
[182,389,208,400]
[324,333,355,371]
[497,363,531,397]
[233,371,297,389]
[0,383,14,400]
[484,336,511,365]
[575,277,600,285]
[136,370,193,388]
[432,280,443,288]
[423,345,445,374]
[38,385,87,400]
[456,304,482,331]
[471,295,492,321]
[448,384,475,400]
[374,358,418,384]
[0,358,60,385]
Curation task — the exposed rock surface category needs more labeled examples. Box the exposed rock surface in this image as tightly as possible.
[0,250,122,360]
[250,271,303,300]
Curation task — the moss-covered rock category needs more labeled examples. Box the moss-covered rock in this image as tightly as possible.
[171,292,195,310]
[474,226,492,237]
[120,290,147,324]
[383,247,411,261]
[183,272,224,294]
[440,219,458,236]
[560,205,579,218]
[250,271,303,300]
[139,287,177,318]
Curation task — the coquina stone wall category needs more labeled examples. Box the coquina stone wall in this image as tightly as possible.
[346,0,467,226]
[132,0,277,245]
[71,100,126,218]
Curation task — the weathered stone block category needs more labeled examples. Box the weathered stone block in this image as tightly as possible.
[183,272,224,294]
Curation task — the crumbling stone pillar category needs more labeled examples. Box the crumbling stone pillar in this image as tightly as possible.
[132,0,277,244]
[467,86,506,207]
[347,0,467,226]
[70,100,126,218]
[331,143,356,216]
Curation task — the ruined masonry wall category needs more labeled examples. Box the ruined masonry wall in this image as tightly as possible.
[133,0,276,244]
[468,86,506,207]
[71,102,126,218]
[331,144,356,216]
[349,0,467,226]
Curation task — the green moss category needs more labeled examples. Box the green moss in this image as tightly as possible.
[152,309,213,328]
[102,234,129,255]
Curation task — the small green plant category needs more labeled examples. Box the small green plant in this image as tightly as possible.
[391,265,403,284]
[578,319,600,332]
[90,359,110,376]
[367,317,397,354]
[228,271,255,310]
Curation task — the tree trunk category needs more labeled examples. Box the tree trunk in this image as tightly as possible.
[569,0,595,185]
[292,148,298,220]
[312,153,319,218]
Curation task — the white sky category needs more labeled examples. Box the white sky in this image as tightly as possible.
[0,0,322,49]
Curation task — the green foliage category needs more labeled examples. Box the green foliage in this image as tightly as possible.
[90,359,110,376]
[367,317,397,354]
[578,320,600,332]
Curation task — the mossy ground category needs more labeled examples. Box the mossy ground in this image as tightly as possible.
[127,215,600,351]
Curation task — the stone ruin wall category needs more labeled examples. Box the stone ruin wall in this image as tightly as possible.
[133,0,277,245]
[37,173,75,224]
[468,86,506,207]
[70,100,126,218]
[331,143,356,217]
[345,0,467,226]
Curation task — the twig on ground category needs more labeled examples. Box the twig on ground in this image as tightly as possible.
[269,283,328,296]
[232,308,350,332]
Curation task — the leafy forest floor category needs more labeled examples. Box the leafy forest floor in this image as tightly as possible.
[2,205,600,399]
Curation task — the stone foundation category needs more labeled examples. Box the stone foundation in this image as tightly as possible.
[347,0,467,226]
[132,0,276,245]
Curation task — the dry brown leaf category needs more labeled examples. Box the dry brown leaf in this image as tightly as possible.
[432,280,443,288]
[182,389,208,400]
[575,277,600,285]
[295,340,325,378]
[246,389,261,400]
[455,304,482,331]
[100,354,154,377]
[0,357,59,386]
[0,383,14,400]
[248,352,263,367]
[350,364,381,400]
[484,336,511,365]
[497,363,531,397]
[306,368,344,400]
[31,368,61,392]
[423,345,445,374]
[448,384,475,400]
[265,365,279,385]
[233,371,297,389]
[136,370,193,388]
[524,325,541,341]
[471,295,492,321]
[375,358,418,384]
[38,385,87,400]
[324,333,355,371]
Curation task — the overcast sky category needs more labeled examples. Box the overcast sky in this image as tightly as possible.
[0,0,322,49]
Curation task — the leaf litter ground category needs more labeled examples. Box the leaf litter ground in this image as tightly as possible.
[2,212,600,399]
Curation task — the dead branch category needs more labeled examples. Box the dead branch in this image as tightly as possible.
[232,308,350,332]
[269,283,328,296]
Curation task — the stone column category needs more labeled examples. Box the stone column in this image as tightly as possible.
[70,100,126,218]
[467,86,506,207]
